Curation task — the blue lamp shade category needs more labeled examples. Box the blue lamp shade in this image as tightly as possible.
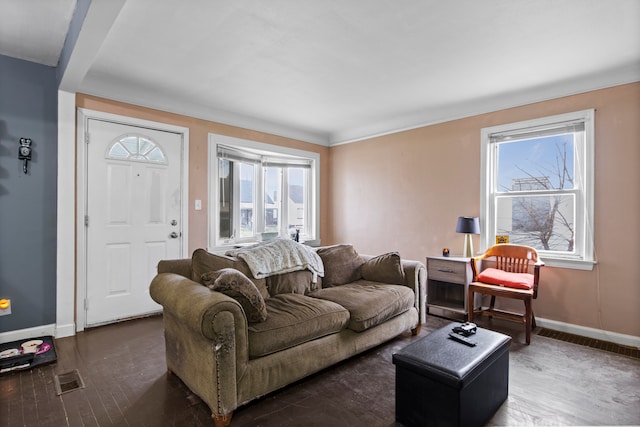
[456,217,480,235]
[456,216,480,257]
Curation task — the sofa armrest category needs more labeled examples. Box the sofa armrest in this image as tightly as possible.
[359,255,427,325]
[150,272,249,419]
[157,258,192,279]
[150,272,248,341]
[401,260,427,325]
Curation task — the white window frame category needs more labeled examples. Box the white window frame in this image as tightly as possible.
[480,109,595,270]
[208,134,320,250]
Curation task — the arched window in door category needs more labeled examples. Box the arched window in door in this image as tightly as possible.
[107,135,167,164]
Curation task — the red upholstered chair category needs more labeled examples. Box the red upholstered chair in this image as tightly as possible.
[468,244,544,344]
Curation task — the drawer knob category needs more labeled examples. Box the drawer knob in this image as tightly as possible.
[437,268,455,273]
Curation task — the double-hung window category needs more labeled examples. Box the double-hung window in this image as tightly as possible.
[209,134,319,248]
[480,110,595,270]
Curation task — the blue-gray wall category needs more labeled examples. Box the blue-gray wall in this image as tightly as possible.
[0,54,58,333]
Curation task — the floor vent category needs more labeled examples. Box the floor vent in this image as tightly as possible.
[537,328,640,359]
[54,369,85,395]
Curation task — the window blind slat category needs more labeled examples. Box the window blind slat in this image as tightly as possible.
[490,121,585,143]
[217,145,312,168]
[217,145,261,164]
[263,159,311,168]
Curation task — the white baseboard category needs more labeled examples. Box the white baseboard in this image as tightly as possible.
[536,317,640,349]
[55,323,76,339]
[0,324,56,344]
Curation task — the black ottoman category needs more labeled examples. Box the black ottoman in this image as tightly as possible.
[393,323,511,427]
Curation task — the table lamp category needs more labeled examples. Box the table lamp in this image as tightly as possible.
[456,216,480,258]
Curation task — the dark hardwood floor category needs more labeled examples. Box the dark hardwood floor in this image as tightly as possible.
[1,314,639,426]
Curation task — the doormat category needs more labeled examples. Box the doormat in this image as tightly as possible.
[0,336,57,375]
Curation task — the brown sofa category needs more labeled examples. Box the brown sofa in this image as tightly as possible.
[150,243,426,426]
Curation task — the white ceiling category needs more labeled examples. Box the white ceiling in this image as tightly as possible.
[0,0,76,66]
[1,0,639,145]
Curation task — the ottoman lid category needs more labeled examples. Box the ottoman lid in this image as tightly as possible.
[393,323,511,388]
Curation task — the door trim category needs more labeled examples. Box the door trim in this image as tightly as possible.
[76,108,189,331]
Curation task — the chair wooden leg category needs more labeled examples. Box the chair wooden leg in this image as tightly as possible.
[467,288,475,322]
[524,298,532,345]
[532,311,537,329]
[488,295,496,319]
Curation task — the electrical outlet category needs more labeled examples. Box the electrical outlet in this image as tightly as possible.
[0,299,11,316]
[195,199,202,210]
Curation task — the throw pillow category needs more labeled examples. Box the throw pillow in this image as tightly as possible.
[191,248,233,282]
[316,244,364,287]
[361,252,405,285]
[191,248,269,300]
[477,268,534,290]
[267,270,316,295]
[201,268,268,323]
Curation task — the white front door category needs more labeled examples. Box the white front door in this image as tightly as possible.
[85,118,183,326]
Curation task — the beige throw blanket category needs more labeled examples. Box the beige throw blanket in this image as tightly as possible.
[226,239,324,281]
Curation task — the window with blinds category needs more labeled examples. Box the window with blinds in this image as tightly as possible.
[480,110,595,269]
[209,135,319,248]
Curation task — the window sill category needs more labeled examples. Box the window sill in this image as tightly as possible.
[540,257,597,271]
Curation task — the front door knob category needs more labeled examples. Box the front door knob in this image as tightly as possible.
[169,232,179,239]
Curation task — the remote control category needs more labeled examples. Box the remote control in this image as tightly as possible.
[448,332,477,347]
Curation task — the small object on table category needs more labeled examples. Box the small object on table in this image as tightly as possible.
[442,248,450,257]
[452,322,477,336]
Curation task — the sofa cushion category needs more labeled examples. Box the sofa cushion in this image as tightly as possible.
[266,270,319,295]
[201,268,268,323]
[309,281,415,332]
[191,248,269,299]
[316,244,364,287]
[247,294,349,358]
[361,252,405,285]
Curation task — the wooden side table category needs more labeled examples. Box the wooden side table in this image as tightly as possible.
[426,256,479,318]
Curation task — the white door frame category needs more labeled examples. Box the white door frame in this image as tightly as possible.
[76,108,189,332]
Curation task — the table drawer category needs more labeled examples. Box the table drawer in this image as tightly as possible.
[427,259,467,284]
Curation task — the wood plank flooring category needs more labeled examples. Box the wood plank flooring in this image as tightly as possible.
[1,314,638,426]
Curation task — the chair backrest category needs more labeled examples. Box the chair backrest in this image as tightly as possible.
[481,244,539,273]
[472,244,543,297]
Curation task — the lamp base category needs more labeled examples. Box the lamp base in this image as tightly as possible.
[463,234,474,258]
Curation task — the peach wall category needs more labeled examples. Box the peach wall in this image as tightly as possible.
[76,84,639,338]
[327,83,640,338]
[76,94,331,253]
